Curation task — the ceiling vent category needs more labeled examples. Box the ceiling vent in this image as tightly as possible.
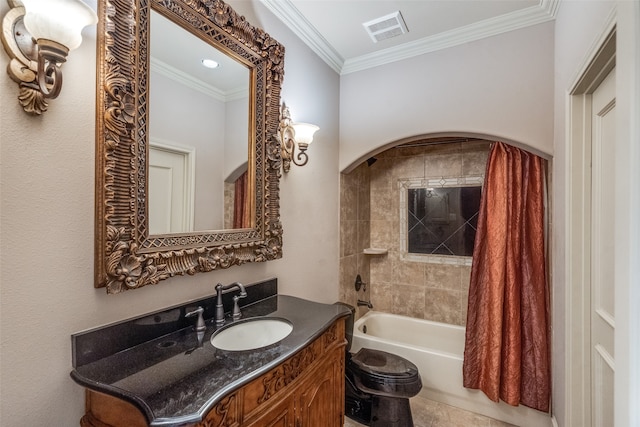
[363,11,408,43]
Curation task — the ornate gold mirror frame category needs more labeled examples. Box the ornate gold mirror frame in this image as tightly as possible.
[95,0,284,294]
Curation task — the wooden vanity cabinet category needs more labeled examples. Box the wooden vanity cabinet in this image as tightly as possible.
[244,341,344,427]
[80,318,346,427]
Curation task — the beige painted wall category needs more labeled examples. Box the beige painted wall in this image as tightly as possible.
[3,1,639,426]
[0,1,340,425]
[338,21,555,172]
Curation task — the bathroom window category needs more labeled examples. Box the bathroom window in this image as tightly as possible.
[399,177,483,265]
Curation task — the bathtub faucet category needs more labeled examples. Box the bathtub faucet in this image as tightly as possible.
[357,299,373,309]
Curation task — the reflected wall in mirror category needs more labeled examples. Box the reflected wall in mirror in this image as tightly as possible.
[95,0,285,293]
[149,10,250,233]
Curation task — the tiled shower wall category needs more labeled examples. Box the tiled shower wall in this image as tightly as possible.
[340,141,491,326]
[339,162,371,317]
[224,182,234,229]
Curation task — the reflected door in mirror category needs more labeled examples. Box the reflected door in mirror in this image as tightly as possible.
[149,143,195,234]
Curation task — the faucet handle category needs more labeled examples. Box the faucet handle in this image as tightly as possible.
[355,274,367,291]
[232,293,247,320]
[185,306,206,332]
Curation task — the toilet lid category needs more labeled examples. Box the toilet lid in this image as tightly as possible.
[350,348,418,379]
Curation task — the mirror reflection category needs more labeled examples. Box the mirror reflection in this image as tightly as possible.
[148,10,251,234]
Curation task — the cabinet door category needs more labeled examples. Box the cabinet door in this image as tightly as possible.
[244,395,295,427]
[297,351,344,427]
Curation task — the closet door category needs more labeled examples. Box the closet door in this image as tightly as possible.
[590,67,616,427]
[149,144,194,234]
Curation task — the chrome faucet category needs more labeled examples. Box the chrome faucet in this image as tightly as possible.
[215,282,247,326]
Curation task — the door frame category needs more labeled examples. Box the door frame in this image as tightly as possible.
[149,137,196,233]
[613,3,640,426]
[565,14,616,427]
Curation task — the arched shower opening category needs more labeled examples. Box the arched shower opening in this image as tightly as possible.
[338,133,552,426]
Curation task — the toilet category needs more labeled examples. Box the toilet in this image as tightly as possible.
[337,303,422,427]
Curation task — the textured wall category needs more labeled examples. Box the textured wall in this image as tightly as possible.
[0,1,340,425]
[339,163,371,317]
[339,141,490,325]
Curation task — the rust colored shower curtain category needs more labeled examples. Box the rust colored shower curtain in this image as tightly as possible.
[233,171,251,229]
[462,142,550,412]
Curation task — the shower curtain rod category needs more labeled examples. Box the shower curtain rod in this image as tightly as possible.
[397,138,487,148]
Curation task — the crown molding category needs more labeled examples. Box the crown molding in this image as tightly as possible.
[261,0,559,75]
[341,2,558,74]
[150,57,248,101]
[541,0,561,19]
[259,0,344,73]
[225,87,250,102]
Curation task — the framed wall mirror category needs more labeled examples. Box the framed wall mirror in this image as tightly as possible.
[95,0,285,294]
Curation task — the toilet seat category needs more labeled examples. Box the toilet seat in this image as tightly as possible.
[348,348,422,398]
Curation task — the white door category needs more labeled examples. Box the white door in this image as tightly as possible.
[590,68,616,427]
[149,144,194,234]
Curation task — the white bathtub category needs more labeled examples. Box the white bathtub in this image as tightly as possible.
[351,311,552,427]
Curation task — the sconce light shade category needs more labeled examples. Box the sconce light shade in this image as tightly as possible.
[291,123,319,146]
[1,0,98,114]
[278,103,319,173]
[22,0,98,50]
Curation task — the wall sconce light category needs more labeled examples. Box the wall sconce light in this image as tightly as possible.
[1,0,98,115]
[278,103,319,173]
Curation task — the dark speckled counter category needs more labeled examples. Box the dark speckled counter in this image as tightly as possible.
[71,281,349,426]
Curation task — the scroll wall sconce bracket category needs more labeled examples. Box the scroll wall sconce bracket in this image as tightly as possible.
[2,3,43,114]
[277,102,319,173]
[1,0,97,115]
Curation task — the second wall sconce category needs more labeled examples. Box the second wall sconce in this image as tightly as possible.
[1,0,98,115]
[278,103,319,173]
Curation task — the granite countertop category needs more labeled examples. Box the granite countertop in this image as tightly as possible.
[70,292,349,426]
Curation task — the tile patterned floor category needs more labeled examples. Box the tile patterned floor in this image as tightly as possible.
[344,395,518,427]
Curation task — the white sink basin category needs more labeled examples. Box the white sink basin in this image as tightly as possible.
[210,318,293,351]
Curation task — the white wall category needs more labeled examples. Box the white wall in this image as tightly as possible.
[339,21,555,172]
[0,1,340,425]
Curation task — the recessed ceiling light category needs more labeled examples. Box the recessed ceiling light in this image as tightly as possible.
[201,59,220,69]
